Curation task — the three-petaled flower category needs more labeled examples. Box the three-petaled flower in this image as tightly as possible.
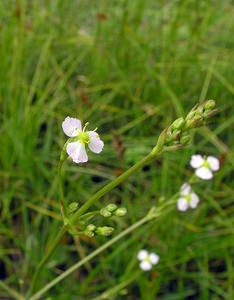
[190,155,220,180]
[177,183,200,212]
[62,117,104,163]
[137,249,159,271]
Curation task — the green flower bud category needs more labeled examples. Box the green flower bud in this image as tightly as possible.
[100,208,112,217]
[203,108,218,119]
[172,130,181,141]
[172,117,185,130]
[180,135,190,144]
[85,231,95,238]
[106,204,118,212]
[204,100,215,111]
[68,202,79,214]
[86,224,96,232]
[186,110,196,120]
[96,226,114,236]
[185,116,202,129]
[115,207,127,217]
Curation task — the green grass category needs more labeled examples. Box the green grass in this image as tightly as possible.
[0,0,234,299]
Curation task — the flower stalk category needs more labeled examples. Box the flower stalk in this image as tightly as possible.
[28,100,217,297]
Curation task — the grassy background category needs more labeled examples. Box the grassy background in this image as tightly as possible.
[0,0,234,299]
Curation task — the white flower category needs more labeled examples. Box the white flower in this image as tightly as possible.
[190,155,220,180]
[62,117,104,163]
[137,249,159,271]
[177,183,200,212]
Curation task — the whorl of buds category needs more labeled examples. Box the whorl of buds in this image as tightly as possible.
[100,203,127,218]
[84,224,96,237]
[152,100,217,154]
[84,224,114,237]
[95,226,114,236]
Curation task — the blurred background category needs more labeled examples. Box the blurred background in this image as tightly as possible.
[0,1,233,299]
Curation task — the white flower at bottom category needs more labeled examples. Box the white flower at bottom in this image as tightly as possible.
[62,117,104,164]
[190,154,220,180]
[137,249,159,271]
[177,183,200,212]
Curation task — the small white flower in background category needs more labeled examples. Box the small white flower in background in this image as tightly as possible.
[137,249,159,271]
[62,117,104,164]
[177,183,200,212]
[190,155,220,180]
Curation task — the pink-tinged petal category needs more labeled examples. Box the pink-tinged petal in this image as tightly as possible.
[177,198,189,212]
[195,167,213,180]
[140,261,152,271]
[190,193,200,208]
[66,141,88,163]
[207,156,220,171]
[88,131,104,154]
[137,250,148,261]
[180,183,192,196]
[62,117,82,137]
[190,155,204,169]
[149,253,159,265]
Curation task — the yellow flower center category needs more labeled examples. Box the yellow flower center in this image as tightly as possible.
[78,132,90,144]
[144,255,151,263]
[203,160,210,169]
[185,194,191,203]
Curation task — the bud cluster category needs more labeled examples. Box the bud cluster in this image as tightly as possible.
[153,100,217,152]
[67,202,79,214]
[84,224,114,237]
[100,203,127,218]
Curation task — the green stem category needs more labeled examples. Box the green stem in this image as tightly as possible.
[58,160,66,220]
[29,150,158,296]
[79,210,99,220]
[29,214,152,300]
[0,280,24,300]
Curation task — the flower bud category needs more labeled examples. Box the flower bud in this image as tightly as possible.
[85,231,95,238]
[68,202,79,214]
[84,224,96,237]
[180,135,190,145]
[172,130,181,141]
[186,110,196,120]
[100,208,112,217]
[106,204,117,212]
[115,207,127,217]
[86,224,96,232]
[204,100,215,111]
[96,226,114,236]
[185,116,203,129]
[172,117,185,130]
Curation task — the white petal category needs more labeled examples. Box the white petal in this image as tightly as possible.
[190,193,200,208]
[66,141,88,163]
[177,198,189,212]
[195,167,213,180]
[137,250,148,261]
[88,131,104,154]
[180,183,191,196]
[140,261,152,271]
[62,117,82,137]
[190,155,204,169]
[149,253,159,265]
[207,156,220,171]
